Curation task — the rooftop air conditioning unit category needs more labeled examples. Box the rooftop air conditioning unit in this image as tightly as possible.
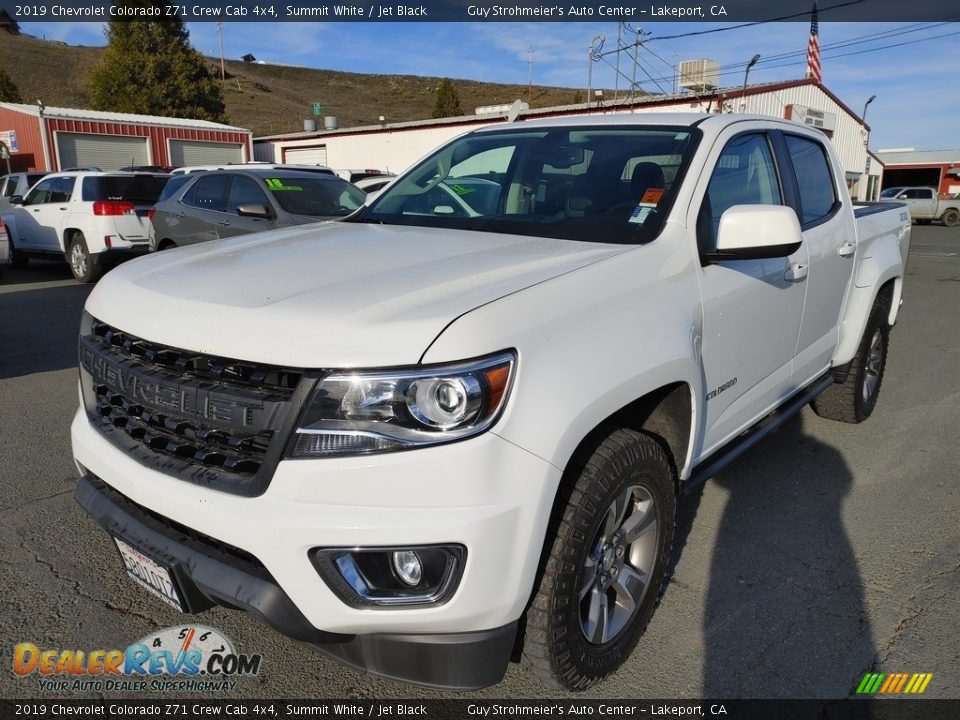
[678,59,720,93]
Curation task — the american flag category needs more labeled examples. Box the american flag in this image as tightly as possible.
[806,1,822,83]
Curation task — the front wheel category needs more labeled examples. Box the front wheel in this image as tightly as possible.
[9,239,28,268]
[67,233,103,283]
[811,295,890,423]
[523,428,676,691]
[942,209,960,227]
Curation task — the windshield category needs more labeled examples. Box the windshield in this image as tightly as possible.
[264,176,365,217]
[880,187,904,198]
[358,125,700,244]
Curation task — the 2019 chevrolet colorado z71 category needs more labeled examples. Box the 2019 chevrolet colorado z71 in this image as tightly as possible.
[72,113,910,691]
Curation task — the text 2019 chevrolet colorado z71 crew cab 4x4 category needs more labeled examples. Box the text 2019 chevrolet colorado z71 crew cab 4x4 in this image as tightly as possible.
[72,114,910,691]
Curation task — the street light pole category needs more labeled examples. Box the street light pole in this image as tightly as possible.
[740,54,761,112]
[862,94,876,200]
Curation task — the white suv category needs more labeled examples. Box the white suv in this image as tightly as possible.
[2,171,169,282]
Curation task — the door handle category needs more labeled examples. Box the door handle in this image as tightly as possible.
[838,241,857,257]
[785,263,808,282]
[218,221,231,227]
[33,208,41,213]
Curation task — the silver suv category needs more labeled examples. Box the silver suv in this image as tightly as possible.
[149,169,365,250]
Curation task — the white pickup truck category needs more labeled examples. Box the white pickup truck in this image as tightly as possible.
[879,186,960,227]
[72,114,910,691]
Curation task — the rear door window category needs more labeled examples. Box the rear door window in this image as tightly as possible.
[48,176,75,204]
[784,135,838,225]
[182,174,229,212]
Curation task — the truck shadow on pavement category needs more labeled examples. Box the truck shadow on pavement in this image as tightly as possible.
[0,267,93,380]
[677,413,876,699]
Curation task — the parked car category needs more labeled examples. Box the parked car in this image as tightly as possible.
[882,186,960,226]
[2,171,169,282]
[119,165,175,173]
[0,171,47,212]
[149,168,365,250]
[170,163,335,176]
[73,114,910,691]
[332,168,393,183]
[0,215,8,280]
[353,174,396,197]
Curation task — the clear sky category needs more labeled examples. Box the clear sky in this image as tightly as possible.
[21,20,959,150]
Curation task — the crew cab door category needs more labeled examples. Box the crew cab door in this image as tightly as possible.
[897,188,936,219]
[692,128,809,457]
[176,173,229,246]
[780,132,856,383]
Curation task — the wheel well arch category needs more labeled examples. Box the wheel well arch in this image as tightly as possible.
[513,382,693,658]
[62,228,84,251]
[157,238,176,250]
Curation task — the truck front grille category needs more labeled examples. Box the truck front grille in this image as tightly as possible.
[79,316,309,496]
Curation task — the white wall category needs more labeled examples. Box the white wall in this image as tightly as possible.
[256,84,871,189]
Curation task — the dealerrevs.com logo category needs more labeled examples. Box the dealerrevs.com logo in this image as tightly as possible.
[13,626,262,693]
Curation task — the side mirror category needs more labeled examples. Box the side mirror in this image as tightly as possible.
[9,195,24,206]
[896,194,908,200]
[707,205,802,261]
[236,203,273,219]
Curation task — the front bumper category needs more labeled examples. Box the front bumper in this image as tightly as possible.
[71,409,560,686]
[74,474,517,690]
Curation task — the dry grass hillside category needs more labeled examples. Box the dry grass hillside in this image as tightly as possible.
[0,33,590,137]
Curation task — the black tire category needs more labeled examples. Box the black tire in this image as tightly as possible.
[942,209,960,228]
[9,238,28,268]
[157,239,177,251]
[523,428,676,691]
[811,294,890,423]
[67,232,103,283]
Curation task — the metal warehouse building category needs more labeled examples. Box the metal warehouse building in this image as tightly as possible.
[0,102,253,173]
[254,77,882,201]
[875,149,960,196]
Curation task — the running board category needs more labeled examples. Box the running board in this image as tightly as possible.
[684,374,835,493]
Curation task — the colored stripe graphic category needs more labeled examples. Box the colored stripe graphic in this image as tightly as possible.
[857,672,932,694]
[893,673,910,693]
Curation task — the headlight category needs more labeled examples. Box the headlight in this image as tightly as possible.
[289,351,515,457]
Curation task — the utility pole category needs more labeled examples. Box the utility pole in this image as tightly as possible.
[217,22,226,83]
[862,95,877,200]
[527,46,534,104]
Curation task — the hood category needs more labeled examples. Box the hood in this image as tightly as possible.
[86,222,627,368]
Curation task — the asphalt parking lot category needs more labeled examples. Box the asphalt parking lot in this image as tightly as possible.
[1,225,957,700]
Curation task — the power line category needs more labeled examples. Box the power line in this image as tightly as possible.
[646,0,870,42]
[627,25,960,91]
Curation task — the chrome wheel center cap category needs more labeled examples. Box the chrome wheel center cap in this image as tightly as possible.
[602,545,617,571]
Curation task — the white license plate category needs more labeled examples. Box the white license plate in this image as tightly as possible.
[114,537,185,612]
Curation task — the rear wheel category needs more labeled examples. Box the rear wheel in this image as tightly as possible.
[67,233,103,283]
[811,294,890,423]
[942,209,960,227]
[523,428,676,690]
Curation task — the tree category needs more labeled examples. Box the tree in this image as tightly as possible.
[0,67,22,102]
[89,1,226,123]
[571,90,583,104]
[431,78,463,119]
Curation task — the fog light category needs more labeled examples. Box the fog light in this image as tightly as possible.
[392,550,422,586]
[311,544,466,608]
